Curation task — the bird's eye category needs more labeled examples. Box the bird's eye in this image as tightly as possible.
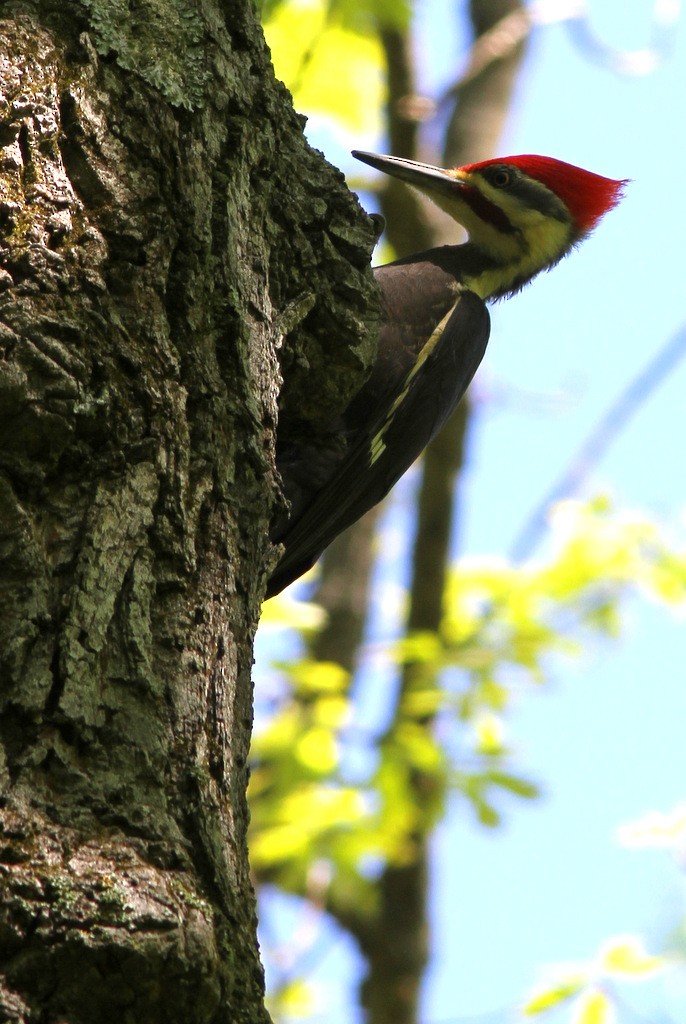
[492,169,511,188]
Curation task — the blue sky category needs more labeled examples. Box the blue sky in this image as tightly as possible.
[256,2,686,1020]
[427,5,686,1016]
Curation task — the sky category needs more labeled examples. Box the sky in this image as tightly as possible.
[255,1,686,1021]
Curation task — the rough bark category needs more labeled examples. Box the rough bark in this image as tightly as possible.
[0,3,378,1021]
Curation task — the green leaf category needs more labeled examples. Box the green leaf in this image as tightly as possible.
[295,726,338,773]
[274,658,349,695]
[395,722,444,772]
[484,770,540,800]
[327,0,412,33]
[268,979,313,1017]
[522,974,586,1015]
[395,630,443,665]
[572,988,616,1024]
[263,0,386,133]
[599,935,665,977]
[472,712,505,755]
[259,592,326,631]
[616,804,686,850]
[475,798,500,828]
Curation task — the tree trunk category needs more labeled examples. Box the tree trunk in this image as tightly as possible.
[0,4,377,1021]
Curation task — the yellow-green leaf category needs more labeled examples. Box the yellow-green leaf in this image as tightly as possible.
[250,822,311,864]
[264,0,385,133]
[599,935,665,977]
[287,658,349,695]
[572,988,616,1024]
[295,726,338,773]
[522,973,586,1015]
[395,630,443,664]
[274,979,313,1015]
[473,712,505,755]
[259,592,326,630]
[616,804,686,849]
[313,694,349,728]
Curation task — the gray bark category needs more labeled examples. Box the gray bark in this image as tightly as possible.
[0,3,378,1021]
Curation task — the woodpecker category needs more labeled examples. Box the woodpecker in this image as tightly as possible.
[267,151,626,598]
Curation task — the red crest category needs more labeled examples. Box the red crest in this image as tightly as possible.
[463,155,627,233]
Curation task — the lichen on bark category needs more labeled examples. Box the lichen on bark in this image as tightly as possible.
[0,2,379,1020]
[77,0,210,109]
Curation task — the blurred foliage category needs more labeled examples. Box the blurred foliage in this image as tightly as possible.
[266,978,314,1023]
[260,0,410,134]
[252,498,686,894]
[518,806,686,1023]
[260,0,410,33]
[254,4,686,1020]
[254,500,686,1019]
[523,932,677,1022]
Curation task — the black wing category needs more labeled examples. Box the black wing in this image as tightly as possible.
[266,289,489,598]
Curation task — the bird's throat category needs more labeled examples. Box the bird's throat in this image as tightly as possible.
[459,213,572,300]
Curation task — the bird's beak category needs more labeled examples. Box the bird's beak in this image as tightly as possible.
[352,151,468,200]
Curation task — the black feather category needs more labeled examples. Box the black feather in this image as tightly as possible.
[267,253,489,598]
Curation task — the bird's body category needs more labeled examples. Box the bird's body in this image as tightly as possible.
[266,152,626,598]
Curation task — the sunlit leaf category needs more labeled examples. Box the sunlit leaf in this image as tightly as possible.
[475,799,499,828]
[647,549,686,604]
[395,630,444,664]
[616,804,686,850]
[262,0,411,30]
[295,726,338,773]
[259,593,326,630]
[250,821,312,864]
[473,712,504,754]
[327,0,411,33]
[251,707,300,758]
[395,721,444,772]
[250,784,369,867]
[374,753,420,852]
[263,0,386,133]
[522,972,586,1015]
[401,682,443,718]
[313,694,349,728]
[282,658,349,695]
[477,678,509,710]
[599,935,665,977]
[571,988,616,1024]
[484,770,539,800]
[273,978,313,1016]
[252,498,686,922]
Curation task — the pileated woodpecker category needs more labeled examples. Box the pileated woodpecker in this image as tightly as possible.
[267,151,626,598]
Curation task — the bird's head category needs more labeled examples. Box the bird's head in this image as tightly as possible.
[352,150,627,299]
